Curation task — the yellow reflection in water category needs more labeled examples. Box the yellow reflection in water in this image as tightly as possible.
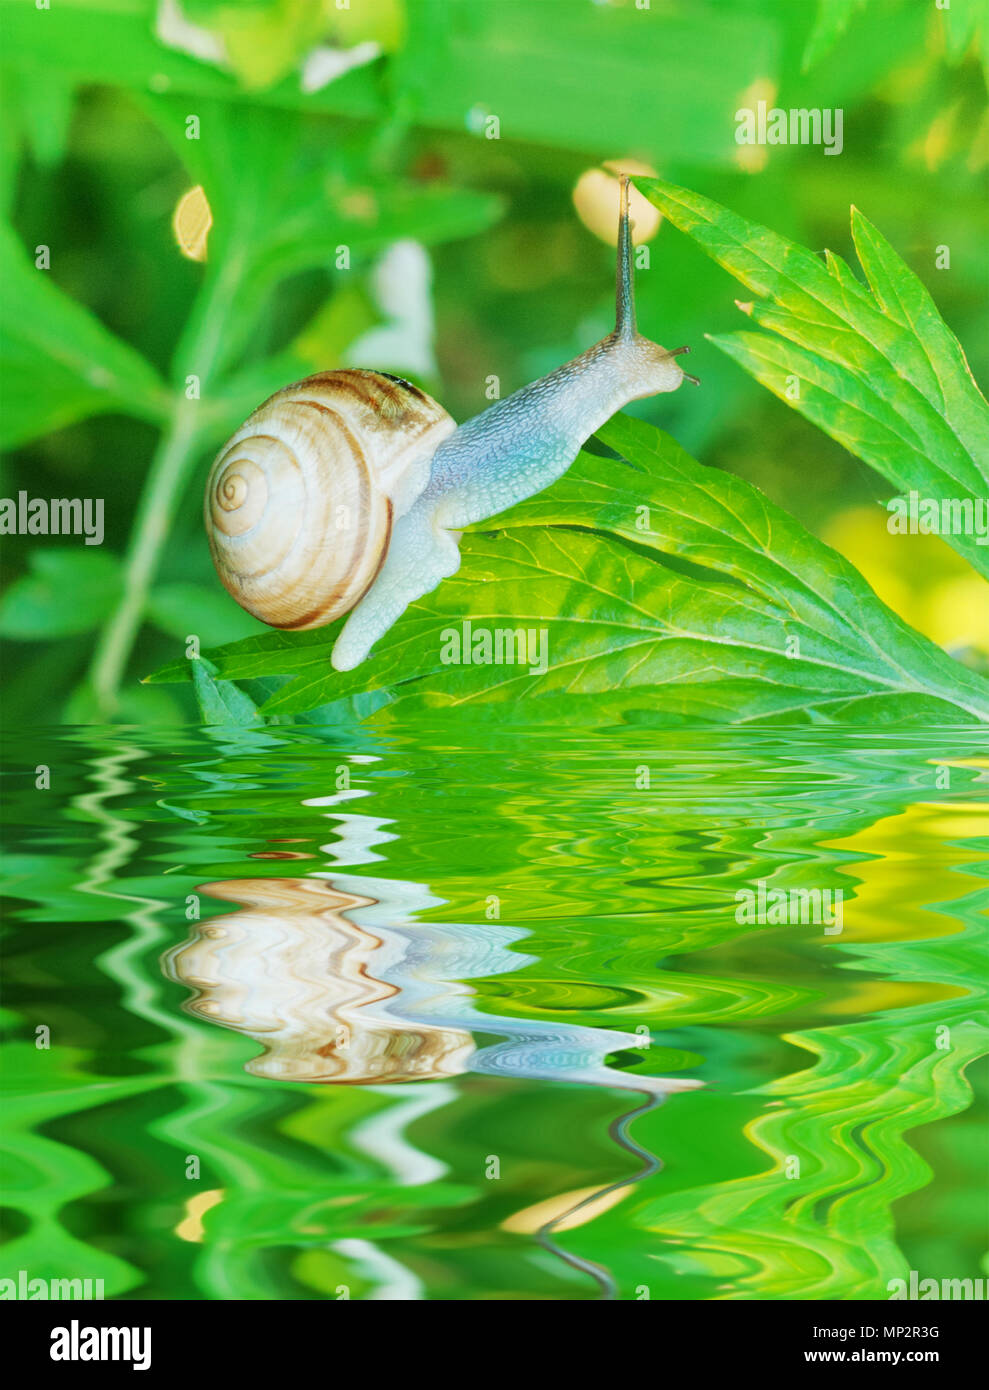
[503,1184,629,1234]
[175,1189,223,1243]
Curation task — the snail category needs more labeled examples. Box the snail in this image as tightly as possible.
[205,174,695,671]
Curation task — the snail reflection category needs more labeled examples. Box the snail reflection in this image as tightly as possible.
[163,873,700,1097]
[164,877,473,1083]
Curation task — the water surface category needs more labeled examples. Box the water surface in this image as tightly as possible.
[2,726,986,1300]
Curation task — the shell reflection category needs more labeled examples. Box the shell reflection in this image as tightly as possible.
[164,874,700,1096]
[163,878,474,1083]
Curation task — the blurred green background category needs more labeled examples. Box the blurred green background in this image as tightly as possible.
[1,0,987,723]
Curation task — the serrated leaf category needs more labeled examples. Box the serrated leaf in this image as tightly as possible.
[849,207,988,460]
[634,177,989,578]
[709,328,983,513]
[146,417,989,725]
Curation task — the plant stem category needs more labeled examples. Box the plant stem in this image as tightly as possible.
[88,251,245,718]
[88,402,201,718]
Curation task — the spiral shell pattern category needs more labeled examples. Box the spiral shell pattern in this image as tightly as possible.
[205,370,455,630]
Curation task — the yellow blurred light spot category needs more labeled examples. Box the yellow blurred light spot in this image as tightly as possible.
[172,184,212,262]
[175,1188,223,1242]
[734,144,769,174]
[329,0,405,52]
[821,505,989,658]
[339,188,377,222]
[920,575,989,651]
[738,77,778,107]
[921,101,960,172]
[573,158,662,247]
[733,77,776,173]
[502,1183,628,1234]
[879,54,934,105]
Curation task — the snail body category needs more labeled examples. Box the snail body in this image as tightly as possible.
[206,176,694,670]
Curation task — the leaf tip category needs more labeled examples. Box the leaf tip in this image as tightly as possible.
[735,299,754,316]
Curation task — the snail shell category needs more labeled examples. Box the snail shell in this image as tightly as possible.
[205,370,456,629]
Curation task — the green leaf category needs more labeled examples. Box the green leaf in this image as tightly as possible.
[62,679,184,725]
[0,549,122,639]
[0,221,168,447]
[138,96,502,380]
[802,0,863,71]
[634,177,989,580]
[0,66,79,168]
[146,417,989,725]
[939,0,984,64]
[191,657,261,726]
[179,0,329,91]
[147,582,267,646]
[2,0,778,167]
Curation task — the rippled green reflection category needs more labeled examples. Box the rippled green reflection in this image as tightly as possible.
[2,727,986,1300]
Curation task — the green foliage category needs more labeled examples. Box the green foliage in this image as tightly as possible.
[1,84,502,716]
[146,581,265,646]
[635,178,989,581]
[0,549,122,639]
[2,0,777,163]
[148,415,989,724]
[2,0,987,723]
[190,655,262,725]
[141,93,503,379]
[0,222,168,449]
[802,0,864,71]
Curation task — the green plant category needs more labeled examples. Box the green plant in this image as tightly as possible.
[3,0,986,724]
[634,179,989,582]
[147,187,989,726]
[0,96,501,719]
[149,402,989,724]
